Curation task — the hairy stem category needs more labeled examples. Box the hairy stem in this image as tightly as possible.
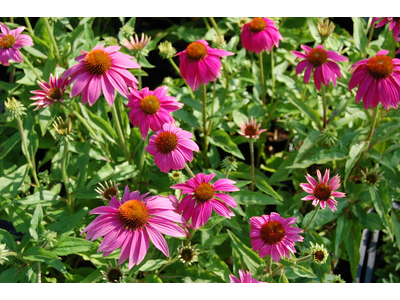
[24,17,34,36]
[270,48,275,105]
[303,205,320,231]
[19,52,43,82]
[185,163,195,178]
[259,51,266,107]
[17,118,40,188]
[43,17,62,66]
[250,140,255,192]
[61,142,72,212]
[202,17,211,30]
[209,17,221,37]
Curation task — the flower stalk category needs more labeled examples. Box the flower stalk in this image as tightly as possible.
[250,140,255,192]
[303,205,320,231]
[19,52,43,82]
[167,57,195,99]
[321,85,327,129]
[43,17,62,65]
[185,163,195,178]
[24,17,34,36]
[111,102,132,164]
[259,51,266,106]
[61,142,72,212]
[202,84,209,168]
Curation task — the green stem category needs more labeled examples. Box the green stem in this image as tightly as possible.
[24,17,34,36]
[202,84,209,168]
[321,85,327,129]
[267,255,272,281]
[225,168,231,179]
[259,51,266,107]
[111,103,131,164]
[155,256,179,276]
[250,140,255,192]
[136,52,142,90]
[209,17,221,37]
[168,57,195,99]
[19,52,43,82]
[10,17,14,23]
[17,118,40,188]
[38,262,41,283]
[43,17,62,66]
[61,142,72,212]
[270,48,275,105]
[202,17,211,30]
[271,264,284,277]
[295,255,312,264]
[135,135,149,188]
[59,102,112,161]
[303,205,320,231]
[366,18,375,51]
[206,81,216,137]
[185,163,195,178]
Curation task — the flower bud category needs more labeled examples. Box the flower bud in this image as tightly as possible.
[158,41,177,59]
[5,97,26,120]
[317,18,335,39]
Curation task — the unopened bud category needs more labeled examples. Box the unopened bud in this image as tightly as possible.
[158,41,177,59]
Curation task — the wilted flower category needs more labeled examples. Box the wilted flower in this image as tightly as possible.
[299,169,346,212]
[310,242,329,265]
[95,180,118,202]
[238,116,267,139]
[101,261,123,283]
[53,116,73,142]
[317,18,335,39]
[0,23,33,66]
[5,97,26,120]
[349,50,400,110]
[30,73,70,110]
[158,41,177,59]
[178,242,200,265]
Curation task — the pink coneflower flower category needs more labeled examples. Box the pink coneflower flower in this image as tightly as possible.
[127,86,183,139]
[250,212,304,262]
[373,17,400,38]
[0,23,33,66]
[29,73,70,110]
[170,173,239,230]
[291,45,348,91]
[240,17,283,54]
[81,186,186,269]
[176,39,234,91]
[61,45,139,107]
[299,169,346,212]
[238,116,267,139]
[229,269,265,283]
[349,50,400,110]
[120,33,151,52]
[145,123,199,173]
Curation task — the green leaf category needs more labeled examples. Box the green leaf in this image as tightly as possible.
[143,274,162,283]
[344,142,368,187]
[391,210,400,252]
[345,224,361,282]
[23,113,39,158]
[301,200,347,229]
[203,233,228,248]
[37,106,53,137]
[139,259,169,272]
[0,228,17,251]
[307,17,321,43]
[84,23,95,49]
[279,272,289,283]
[352,17,368,55]
[0,269,20,283]
[208,99,249,120]
[87,163,114,188]
[13,190,62,206]
[287,95,321,128]
[11,164,28,200]
[0,132,21,160]
[23,246,68,275]
[48,208,88,234]
[52,237,96,256]
[22,45,47,59]
[222,216,242,231]
[255,180,283,202]
[29,204,43,242]
[231,191,282,206]
[172,109,201,129]
[293,129,320,165]
[42,52,56,81]
[292,265,316,278]
[75,140,91,188]
[369,180,393,239]
[207,130,244,160]
[198,215,226,231]
[227,230,263,273]
[287,151,347,169]
[198,254,231,282]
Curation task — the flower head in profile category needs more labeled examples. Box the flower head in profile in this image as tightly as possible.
[299,169,345,212]
[120,33,151,55]
[81,186,186,269]
[176,39,234,91]
[127,86,183,139]
[240,17,283,54]
[229,269,265,283]
[250,212,304,262]
[61,45,140,107]
[373,17,400,38]
[171,173,239,230]
[145,123,199,173]
[95,180,118,202]
[291,45,348,91]
[0,23,33,66]
[349,50,400,110]
[238,116,267,139]
[30,73,70,110]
